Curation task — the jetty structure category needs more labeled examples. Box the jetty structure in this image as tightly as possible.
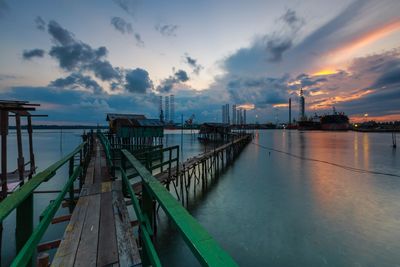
[0,108,252,266]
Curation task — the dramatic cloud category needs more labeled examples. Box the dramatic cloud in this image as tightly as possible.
[22,49,45,60]
[34,16,46,31]
[125,68,152,93]
[155,23,178,37]
[50,73,103,94]
[0,86,160,124]
[47,20,121,81]
[184,54,203,74]
[111,17,133,34]
[157,69,189,93]
[227,75,289,107]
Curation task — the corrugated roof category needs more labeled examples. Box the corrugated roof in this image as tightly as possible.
[106,113,147,121]
[136,119,164,127]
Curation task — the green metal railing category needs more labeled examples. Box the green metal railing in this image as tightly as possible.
[98,131,238,266]
[0,139,91,267]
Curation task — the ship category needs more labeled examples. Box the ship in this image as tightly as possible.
[320,107,349,131]
[298,113,321,130]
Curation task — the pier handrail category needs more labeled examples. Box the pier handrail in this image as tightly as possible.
[0,142,86,222]
[121,149,238,267]
[0,141,90,267]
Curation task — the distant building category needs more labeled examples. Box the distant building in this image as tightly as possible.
[164,96,170,123]
[232,104,237,125]
[159,96,164,122]
[243,109,247,125]
[170,94,175,123]
[221,104,230,124]
[198,123,231,142]
[106,113,164,145]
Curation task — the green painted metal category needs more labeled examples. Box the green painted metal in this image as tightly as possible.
[11,165,83,267]
[15,193,33,267]
[0,142,86,223]
[121,149,238,267]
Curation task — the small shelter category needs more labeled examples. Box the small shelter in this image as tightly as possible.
[198,123,231,142]
[106,113,164,147]
[0,100,45,198]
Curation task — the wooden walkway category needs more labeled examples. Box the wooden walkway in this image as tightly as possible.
[52,137,141,267]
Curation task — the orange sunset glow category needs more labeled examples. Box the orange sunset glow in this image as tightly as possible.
[328,19,400,65]
[309,89,375,110]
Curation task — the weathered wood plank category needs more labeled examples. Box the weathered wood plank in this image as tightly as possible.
[51,197,89,267]
[84,159,95,184]
[112,191,142,266]
[74,194,101,266]
[97,191,118,266]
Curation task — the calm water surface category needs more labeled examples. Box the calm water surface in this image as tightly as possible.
[2,130,400,267]
[157,130,400,267]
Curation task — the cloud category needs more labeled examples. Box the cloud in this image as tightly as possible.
[125,68,152,93]
[47,20,122,81]
[133,33,144,47]
[113,0,138,16]
[0,74,16,80]
[155,23,178,37]
[184,54,203,74]
[110,17,144,46]
[35,16,46,31]
[157,69,189,93]
[0,86,160,124]
[22,49,45,60]
[227,75,289,107]
[0,0,8,17]
[174,70,189,82]
[265,38,292,62]
[280,9,304,31]
[111,17,133,34]
[49,73,103,94]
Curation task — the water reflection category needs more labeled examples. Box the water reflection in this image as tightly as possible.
[157,130,400,267]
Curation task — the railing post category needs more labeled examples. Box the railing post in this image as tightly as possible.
[141,182,156,264]
[16,193,33,267]
[68,157,74,213]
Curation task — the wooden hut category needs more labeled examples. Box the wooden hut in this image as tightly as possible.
[106,113,164,148]
[198,123,231,142]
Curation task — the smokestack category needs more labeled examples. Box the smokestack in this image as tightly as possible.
[289,98,292,125]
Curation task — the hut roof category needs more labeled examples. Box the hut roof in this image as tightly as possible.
[106,113,146,121]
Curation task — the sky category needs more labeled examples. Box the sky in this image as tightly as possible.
[0,0,400,124]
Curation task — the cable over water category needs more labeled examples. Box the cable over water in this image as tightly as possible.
[252,142,400,178]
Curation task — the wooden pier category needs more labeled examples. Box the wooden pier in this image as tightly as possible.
[52,137,141,266]
[0,130,248,267]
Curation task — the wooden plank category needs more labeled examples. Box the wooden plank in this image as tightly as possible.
[84,160,95,184]
[112,191,142,266]
[74,194,101,267]
[97,191,119,266]
[51,197,90,267]
[112,180,122,192]
[80,183,101,197]
[101,181,112,193]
